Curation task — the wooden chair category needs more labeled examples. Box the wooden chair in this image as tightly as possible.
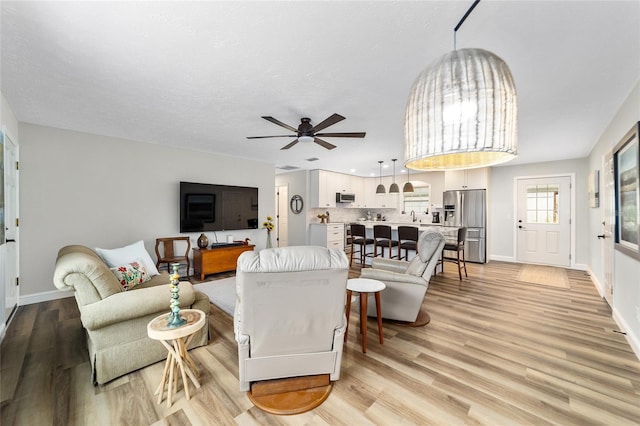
[155,237,191,276]
[397,226,419,261]
[372,225,399,259]
[349,224,374,266]
[440,227,467,280]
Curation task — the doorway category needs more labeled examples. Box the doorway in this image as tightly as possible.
[2,129,19,331]
[276,185,288,247]
[516,175,572,267]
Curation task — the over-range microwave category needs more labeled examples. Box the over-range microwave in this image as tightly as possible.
[335,193,356,203]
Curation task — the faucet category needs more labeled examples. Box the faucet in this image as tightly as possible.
[411,210,417,222]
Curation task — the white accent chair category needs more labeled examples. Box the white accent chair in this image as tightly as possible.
[358,230,445,323]
[233,245,349,391]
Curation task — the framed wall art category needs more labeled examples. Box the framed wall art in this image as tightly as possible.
[614,122,640,260]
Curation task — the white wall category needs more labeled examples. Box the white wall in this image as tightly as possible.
[489,158,590,266]
[19,123,275,299]
[587,80,640,355]
[275,170,310,246]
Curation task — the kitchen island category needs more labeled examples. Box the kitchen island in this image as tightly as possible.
[348,221,459,263]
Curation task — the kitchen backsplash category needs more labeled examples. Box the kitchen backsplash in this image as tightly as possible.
[309,207,436,224]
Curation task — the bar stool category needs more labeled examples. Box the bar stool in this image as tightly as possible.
[397,226,419,261]
[372,225,399,259]
[350,224,374,266]
[440,227,468,280]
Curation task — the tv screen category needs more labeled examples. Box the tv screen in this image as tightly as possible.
[180,181,259,232]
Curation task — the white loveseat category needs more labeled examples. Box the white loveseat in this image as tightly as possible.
[233,245,349,391]
[54,244,210,384]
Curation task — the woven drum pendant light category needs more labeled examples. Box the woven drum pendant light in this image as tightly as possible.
[404,1,517,170]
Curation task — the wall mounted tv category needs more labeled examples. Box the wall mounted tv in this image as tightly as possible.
[180,181,259,232]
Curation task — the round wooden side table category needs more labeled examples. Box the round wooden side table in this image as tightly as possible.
[344,278,386,353]
[147,309,206,407]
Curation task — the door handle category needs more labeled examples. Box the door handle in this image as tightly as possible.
[5,239,16,243]
[597,234,605,239]
[518,225,526,229]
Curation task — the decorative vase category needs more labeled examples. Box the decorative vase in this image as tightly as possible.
[166,263,186,328]
[197,233,208,249]
[266,231,273,249]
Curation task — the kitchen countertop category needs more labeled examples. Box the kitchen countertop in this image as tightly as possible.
[350,220,446,229]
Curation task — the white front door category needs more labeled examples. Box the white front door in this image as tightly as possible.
[602,151,615,305]
[276,185,288,247]
[516,176,571,267]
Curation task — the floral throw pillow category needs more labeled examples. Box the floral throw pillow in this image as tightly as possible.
[111,259,150,291]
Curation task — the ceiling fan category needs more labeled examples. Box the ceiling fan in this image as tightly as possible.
[246,113,366,150]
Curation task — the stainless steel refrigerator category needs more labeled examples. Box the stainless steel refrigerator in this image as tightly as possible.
[443,189,486,263]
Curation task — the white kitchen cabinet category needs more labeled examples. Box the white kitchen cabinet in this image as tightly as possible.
[349,175,365,208]
[444,168,489,190]
[309,223,345,250]
[310,170,337,208]
[363,178,378,208]
[362,176,399,209]
[335,172,352,194]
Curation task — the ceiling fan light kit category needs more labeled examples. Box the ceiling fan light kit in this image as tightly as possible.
[247,114,366,151]
[404,0,518,171]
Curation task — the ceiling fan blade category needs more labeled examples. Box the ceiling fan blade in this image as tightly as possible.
[314,132,366,138]
[246,135,297,139]
[280,139,300,150]
[312,113,345,132]
[313,137,337,150]
[262,116,297,132]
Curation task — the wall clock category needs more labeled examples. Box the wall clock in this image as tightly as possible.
[290,195,304,214]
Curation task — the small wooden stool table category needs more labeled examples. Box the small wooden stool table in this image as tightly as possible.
[147,309,206,407]
[344,278,386,353]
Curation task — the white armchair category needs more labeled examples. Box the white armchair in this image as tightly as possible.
[233,245,349,391]
[359,230,445,323]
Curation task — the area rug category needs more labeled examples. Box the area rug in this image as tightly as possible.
[515,264,570,288]
[194,277,236,316]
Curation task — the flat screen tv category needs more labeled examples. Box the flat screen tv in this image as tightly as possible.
[180,181,259,232]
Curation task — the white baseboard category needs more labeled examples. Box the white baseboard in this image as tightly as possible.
[585,265,605,298]
[19,289,74,305]
[572,263,588,271]
[612,307,640,361]
[489,254,516,263]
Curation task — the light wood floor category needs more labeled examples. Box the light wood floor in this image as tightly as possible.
[2,261,640,425]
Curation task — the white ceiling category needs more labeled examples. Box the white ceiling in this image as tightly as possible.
[2,1,639,177]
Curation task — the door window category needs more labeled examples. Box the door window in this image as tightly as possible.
[526,184,560,224]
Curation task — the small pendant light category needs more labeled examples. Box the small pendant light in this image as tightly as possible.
[376,161,386,194]
[389,159,400,193]
[403,167,414,193]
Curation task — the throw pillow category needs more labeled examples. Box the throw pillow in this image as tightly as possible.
[111,260,150,290]
[95,240,160,276]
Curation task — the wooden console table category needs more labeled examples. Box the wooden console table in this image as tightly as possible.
[193,244,255,280]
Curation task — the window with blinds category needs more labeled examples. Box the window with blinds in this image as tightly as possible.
[403,185,431,214]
